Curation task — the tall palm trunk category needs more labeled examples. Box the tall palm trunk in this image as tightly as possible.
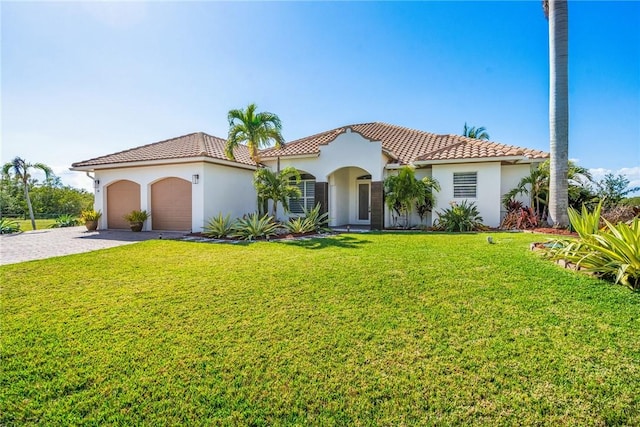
[22,179,37,230]
[547,0,569,227]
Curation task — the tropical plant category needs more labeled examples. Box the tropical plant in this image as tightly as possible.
[49,214,80,228]
[231,213,279,241]
[284,203,330,234]
[415,176,441,225]
[502,160,594,221]
[462,123,490,140]
[384,167,440,228]
[80,209,102,222]
[2,157,53,230]
[226,103,285,163]
[500,199,538,230]
[546,202,640,290]
[0,218,20,234]
[123,210,150,223]
[434,200,486,232]
[254,166,301,218]
[544,0,570,227]
[203,213,235,238]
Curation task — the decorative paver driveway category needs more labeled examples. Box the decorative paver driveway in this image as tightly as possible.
[0,226,186,266]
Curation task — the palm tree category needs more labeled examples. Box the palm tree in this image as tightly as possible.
[503,160,592,220]
[253,166,301,218]
[384,166,440,228]
[226,103,285,163]
[545,0,570,227]
[2,157,53,230]
[462,123,490,140]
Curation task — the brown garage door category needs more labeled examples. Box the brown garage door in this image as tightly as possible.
[151,177,192,231]
[107,180,141,229]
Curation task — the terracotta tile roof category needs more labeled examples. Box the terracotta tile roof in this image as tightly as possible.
[261,122,548,164]
[72,132,255,168]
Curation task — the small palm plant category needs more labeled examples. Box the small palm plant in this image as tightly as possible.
[0,218,20,234]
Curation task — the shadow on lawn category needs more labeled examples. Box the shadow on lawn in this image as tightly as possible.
[278,234,371,250]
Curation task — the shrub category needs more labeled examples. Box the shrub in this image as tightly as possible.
[434,201,486,232]
[49,214,80,228]
[230,213,279,241]
[284,217,312,234]
[601,205,639,226]
[547,202,640,290]
[0,218,20,234]
[203,213,235,238]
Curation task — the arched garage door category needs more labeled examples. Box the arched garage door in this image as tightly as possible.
[151,177,192,231]
[107,180,141,229]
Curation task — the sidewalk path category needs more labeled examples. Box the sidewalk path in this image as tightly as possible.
[0,226,186,266]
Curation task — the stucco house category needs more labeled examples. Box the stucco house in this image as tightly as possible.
[71,122,548,232]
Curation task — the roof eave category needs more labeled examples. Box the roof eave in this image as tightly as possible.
[412,155,536,166]
[260,153,320,161]
[70,156,257,172]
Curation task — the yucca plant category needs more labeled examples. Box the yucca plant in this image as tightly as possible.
[547,201,640,290]
[49,214,80,228]
[0,218,20,234]
[203,213,235,238]
[230,213,279,241]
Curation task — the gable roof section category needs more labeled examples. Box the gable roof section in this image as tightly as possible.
[260,122,548,164]
[71,132,255,168]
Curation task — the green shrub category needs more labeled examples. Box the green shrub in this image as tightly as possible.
[434,201,486,232]
[49,214,80,228]
[284,217,312,234]
[0,218,20,234]
[230,213,279,241]
[547,202,640,290]
[203,213,235,238]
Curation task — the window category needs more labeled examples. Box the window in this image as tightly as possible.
[453,172,477,198]
[289,177,315,214]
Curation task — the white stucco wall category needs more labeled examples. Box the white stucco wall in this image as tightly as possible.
[202,163,256,230]
[500,163,535,214]
[266,128,384,182]
[432,162,502,228]
[93,162,255,232]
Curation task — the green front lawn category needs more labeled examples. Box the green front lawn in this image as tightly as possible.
[12,218,57,231]
[2,233,639,425]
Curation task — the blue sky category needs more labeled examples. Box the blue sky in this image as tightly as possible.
[2,1,639,192]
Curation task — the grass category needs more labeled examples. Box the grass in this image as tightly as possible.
[2,233,639,425]
[12,218,57,231]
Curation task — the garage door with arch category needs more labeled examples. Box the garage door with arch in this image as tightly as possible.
[151,177,192,231]
[107,180,141,229]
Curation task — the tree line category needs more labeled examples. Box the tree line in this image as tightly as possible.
[1,157,93,228]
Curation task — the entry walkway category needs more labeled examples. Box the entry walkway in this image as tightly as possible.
[0,226,186,266]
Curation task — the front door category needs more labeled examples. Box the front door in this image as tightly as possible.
[357,182,370,222]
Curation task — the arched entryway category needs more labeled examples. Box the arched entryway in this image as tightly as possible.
[151,177,192,231]
[107,180,141,229]
[327,166,374,227]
